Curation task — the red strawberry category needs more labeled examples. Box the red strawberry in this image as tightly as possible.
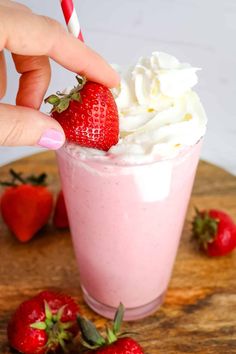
[77,303,144,354]
[0,170,53,242]
[95,337,143,354]
[7,290,80,354]
[192,208,236,257]
[45,76,119,151]
[53,190,69,229]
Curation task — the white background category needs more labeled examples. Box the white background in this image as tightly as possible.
[1,0,236,174]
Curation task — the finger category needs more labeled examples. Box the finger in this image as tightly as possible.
[0,50,6,99]
[0,103,65,149]
[0,0,31,12]
[0,7,119,88]
[12,54,51,109]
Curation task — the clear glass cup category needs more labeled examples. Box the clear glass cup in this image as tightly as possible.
[56,139,202,320]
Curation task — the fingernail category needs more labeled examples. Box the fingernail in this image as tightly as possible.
[38,129,65,150]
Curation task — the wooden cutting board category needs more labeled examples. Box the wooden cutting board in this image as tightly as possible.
[0,152,236,354]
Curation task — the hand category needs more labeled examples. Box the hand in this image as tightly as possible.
[0,0,119,149]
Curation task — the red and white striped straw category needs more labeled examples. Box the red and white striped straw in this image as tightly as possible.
[60,0,84,41]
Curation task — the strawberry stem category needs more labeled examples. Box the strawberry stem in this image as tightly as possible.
[31,301,74,353]
[192,208,219,249]
[77,303,128,350]
[44,75,87,114]
[0,169,47,187]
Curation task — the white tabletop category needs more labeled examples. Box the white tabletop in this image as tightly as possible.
[1,0,235,175]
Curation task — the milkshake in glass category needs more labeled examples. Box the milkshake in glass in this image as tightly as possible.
[57,52,207,320]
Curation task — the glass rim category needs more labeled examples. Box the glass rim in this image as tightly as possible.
[57,137,203,168]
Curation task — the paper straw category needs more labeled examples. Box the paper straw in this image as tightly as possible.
[60,0,84,41]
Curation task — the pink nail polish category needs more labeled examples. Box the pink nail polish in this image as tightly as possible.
[38,129,65,150]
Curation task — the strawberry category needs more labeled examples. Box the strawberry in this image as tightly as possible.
[7,290,80,354]
[192,208,236,257]
[45,76,119,151]
[77,303,144,354]
[0,170,53,242]
[53,190,69,229]
[95,337,143,354]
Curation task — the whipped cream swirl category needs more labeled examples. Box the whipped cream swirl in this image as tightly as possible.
[107,51,207,161]
[66,52,207,163]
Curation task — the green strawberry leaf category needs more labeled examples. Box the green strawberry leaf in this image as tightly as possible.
[107,327,117,344]
[55,304,67,322]
[45,94,60,105]
[76,75,86,87]
[57,98,70,113]
[113,303,125,335]
[26,172,47,186]
[71,92,81,102]
[30,321,47,330]
[44,300,53,321]
[77,314,105,347]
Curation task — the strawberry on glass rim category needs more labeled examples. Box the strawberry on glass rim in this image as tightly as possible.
[45,76,119,151]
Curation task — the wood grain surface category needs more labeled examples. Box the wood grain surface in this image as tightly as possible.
[0,152,236,354]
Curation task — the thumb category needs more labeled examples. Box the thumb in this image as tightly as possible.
[0,103,65,149]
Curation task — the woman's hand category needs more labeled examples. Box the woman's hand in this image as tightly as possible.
[0,0,119,149]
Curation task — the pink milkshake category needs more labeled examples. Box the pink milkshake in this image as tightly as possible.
[56,52,207,320]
